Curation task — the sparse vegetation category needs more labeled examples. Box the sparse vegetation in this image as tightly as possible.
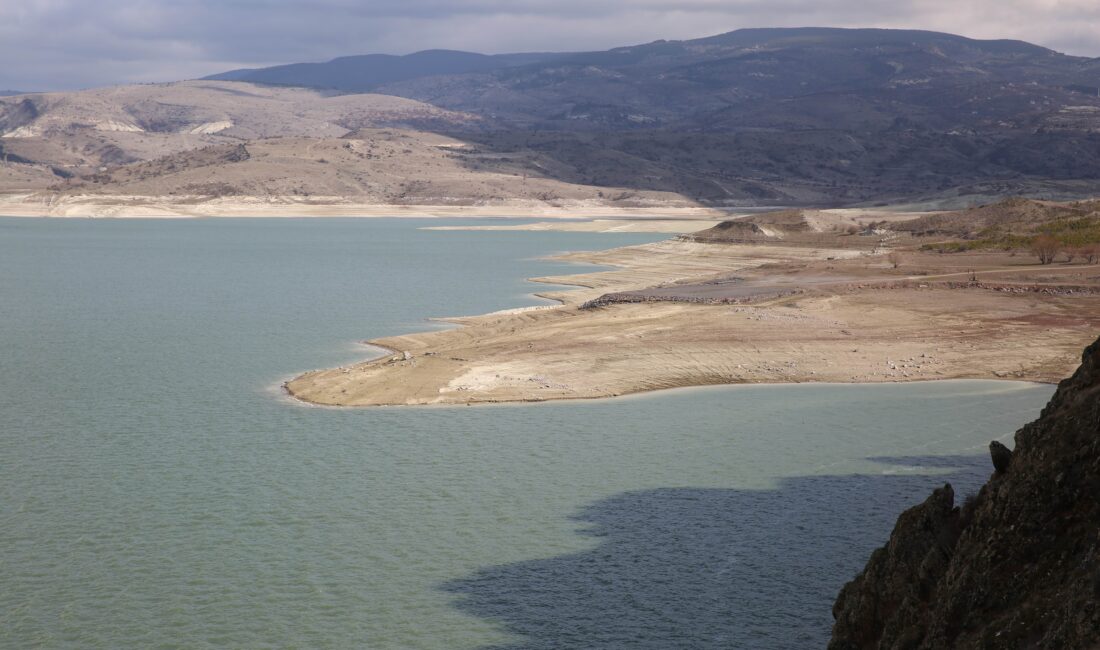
[911,199,1100,262]
[1031,235,1062,264]
[1036,216,1100,247]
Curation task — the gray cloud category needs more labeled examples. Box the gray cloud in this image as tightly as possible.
[3,0,1099,91]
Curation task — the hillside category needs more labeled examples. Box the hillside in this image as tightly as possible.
[46,130,691,209]
[829,336,1100,648]
[881,197,1100,258]
[205,50,562,92]
[228,27,1100,133]
[896,196,1100,237]
[0,81,479,140]
[388,28,1099,128]
[3,28,1100,210]
[0,81,484,195]
[178,28,1100,205]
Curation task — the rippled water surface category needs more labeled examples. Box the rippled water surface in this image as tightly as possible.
[0,217,1053,648]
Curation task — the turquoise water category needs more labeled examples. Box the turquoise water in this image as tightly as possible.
[0,218,1053,648]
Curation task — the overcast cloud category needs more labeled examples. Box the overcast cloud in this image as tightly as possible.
[2,0,1099,91]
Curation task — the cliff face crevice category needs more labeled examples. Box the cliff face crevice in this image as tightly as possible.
[830,337,1100,649]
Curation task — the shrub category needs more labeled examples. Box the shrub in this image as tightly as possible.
[1030,234,1061,265]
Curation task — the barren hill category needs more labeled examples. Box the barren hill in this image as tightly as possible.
[0,80,478,169]
[0,81,508,202]
[201,28,1100,206]
[46,130,691,210]
[0,80,479,140]
[4,28,1100,211]
[0,81,711,210]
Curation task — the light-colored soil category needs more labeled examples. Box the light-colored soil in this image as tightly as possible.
[0,83,717,212]
[286,238,1100,406]
[422,219,726,233]
[0,194,727,219]
[1,81,478,143]
[0,127,715,216]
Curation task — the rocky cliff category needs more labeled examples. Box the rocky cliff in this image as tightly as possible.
[830,336,1100,649]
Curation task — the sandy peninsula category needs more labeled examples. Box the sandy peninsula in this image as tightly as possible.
[285,218,1100,406]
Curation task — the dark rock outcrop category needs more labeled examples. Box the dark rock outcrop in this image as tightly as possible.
[830,336,1100,649]
[989,441,1013,474]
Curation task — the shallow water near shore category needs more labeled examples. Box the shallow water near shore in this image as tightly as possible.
[0,217,1054,648]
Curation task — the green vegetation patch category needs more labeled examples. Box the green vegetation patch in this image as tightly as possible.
[921,216,1100,254]
[1035,216,1100,246]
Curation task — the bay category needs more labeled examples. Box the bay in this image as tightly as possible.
[0,217,1052,648]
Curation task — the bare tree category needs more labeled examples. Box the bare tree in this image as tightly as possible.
[1030,235,1061,265]
[1080,244,1099,264]
[887,251,901,269]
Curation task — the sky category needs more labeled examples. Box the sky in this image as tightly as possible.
[2,0,1099,91]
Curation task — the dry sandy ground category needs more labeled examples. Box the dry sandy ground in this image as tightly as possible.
[420,209,933,234]
[286,239,1100,406]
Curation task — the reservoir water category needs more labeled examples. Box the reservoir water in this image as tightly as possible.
[0,217,1054,648]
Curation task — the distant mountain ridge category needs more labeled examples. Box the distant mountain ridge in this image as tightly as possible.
[3,27,1100,207]
[204,27,1100,132]
[204,49,564,93]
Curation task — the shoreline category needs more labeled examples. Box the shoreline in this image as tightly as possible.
[279,286,1058,410]
[0,194,737,219]
[283,372,1053,409]
[284,236,1097,407]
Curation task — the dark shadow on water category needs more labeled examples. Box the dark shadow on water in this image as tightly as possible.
[865,455,990,469]
[443,455,990,649]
